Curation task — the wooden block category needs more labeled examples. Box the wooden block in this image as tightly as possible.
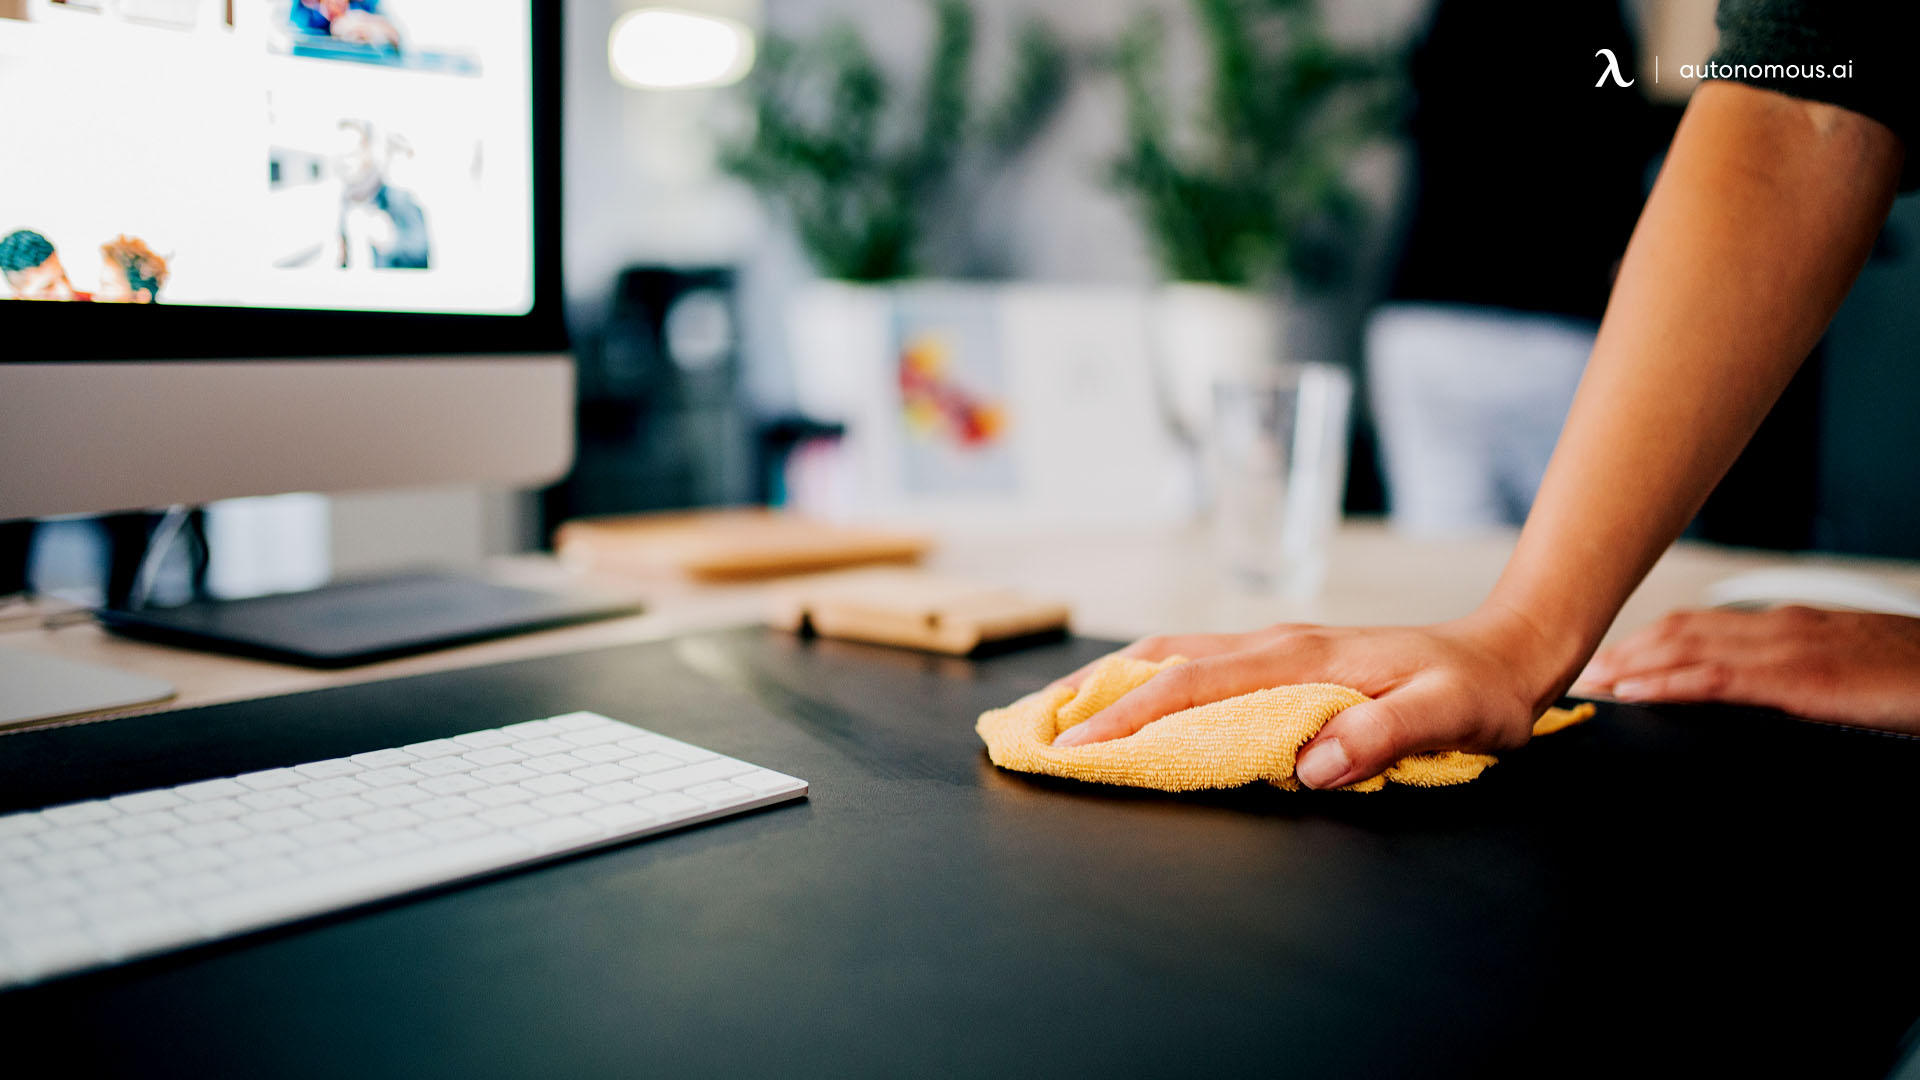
[770,570,1070,655]
[555,508,930,583]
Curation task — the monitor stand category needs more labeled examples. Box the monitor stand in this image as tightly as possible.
[0,647,176,729]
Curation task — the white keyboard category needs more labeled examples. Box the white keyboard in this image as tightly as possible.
[0,711,807,990]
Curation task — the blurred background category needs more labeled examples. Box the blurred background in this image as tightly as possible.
[19,0,1920,607]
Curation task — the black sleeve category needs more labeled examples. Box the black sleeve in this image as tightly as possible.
[1708,0,1914,189]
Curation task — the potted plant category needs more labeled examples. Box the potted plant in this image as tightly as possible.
[729,0,1168,525]
[1107,0,1400,441]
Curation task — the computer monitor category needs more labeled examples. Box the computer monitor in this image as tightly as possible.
[0,0,576,720]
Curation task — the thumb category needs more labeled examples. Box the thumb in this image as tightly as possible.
[1294,698,1415,791]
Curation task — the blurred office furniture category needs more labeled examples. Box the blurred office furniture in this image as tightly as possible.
[543,266,753,532]
[15,520,1920,725]
[1366,305,1589,534]
[1369,0,1666,532]
[554,508,928,583]
[1815,199,1920,559]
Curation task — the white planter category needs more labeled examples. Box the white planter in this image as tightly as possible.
[783,280,1193,529]
[1151,283,1290,447]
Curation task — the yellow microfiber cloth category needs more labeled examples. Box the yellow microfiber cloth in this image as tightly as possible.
[976,655,1594,793]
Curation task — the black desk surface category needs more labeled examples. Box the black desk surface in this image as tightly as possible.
[4,629,1917,1078]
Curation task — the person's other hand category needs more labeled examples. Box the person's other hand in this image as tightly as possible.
[1575,606,1920,732]
[1048,611,1566,790]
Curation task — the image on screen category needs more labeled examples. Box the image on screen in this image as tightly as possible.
[0,0,534,316]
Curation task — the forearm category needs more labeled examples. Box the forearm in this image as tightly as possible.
[1479,81,1903,701]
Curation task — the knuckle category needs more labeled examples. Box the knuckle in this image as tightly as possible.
[1697,661,1734,696]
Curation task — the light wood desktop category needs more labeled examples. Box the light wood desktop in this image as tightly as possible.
[4,520,1918,733]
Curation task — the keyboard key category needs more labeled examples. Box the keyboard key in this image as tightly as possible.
[108,810,188,837]
[635,792,704,818]
[359,830,431,858]
[156,872,232,903]
[293,759,363,781]
[513,738,575,758]
[81,861,160,891]
[521,774,585,797]
[413,797,482,821]
[515,817,605,851]
[654,740,720,765]
[622,753,680,775]
[153,848,232,876]
[640,759,752,793]
[472,764,537,786]
[8,930,101,982]
[464,747,527,768]
[529,793,598,817]
[468,785,535,808]
[33,848,111,876]
[41,823,115,850]
[238,789,310,812]
[359,766,425,788]
[572,763,636,785]
[561,726,631,749]
[236,769,304,792]
[452,730,517,750]
[109,790,186,814]
[78,888,160,921]
[420,817,494,843]
[290,821,364,847]
[733,770,807,796]
[349,748,419,769]
[176,798,247,824]
[305,796,378,821]
[361,784,430,808]
[545,712,609,732]
[499,719,560,739]
[0,813,50,839]
[239,809,315,835]
[412,756,477,778]
[401,739,467,760]
[92,908,202,960]
[293,843,369,874]
[418,773,485,796]
[477,805,546,830]
[353,808,426,834]
[225,833,299,861]
[176,821,250,847]
[175,778,248,802]
[582,781,648,805]
[584,803,660,832]
[572,744,635,765]
[42,801,116,826]
[683,781,753,808]
[298,778,370,800]
[229,858,302,887]
[524,753,587,775]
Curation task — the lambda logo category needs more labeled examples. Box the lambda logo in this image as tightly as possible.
[1594,48,1635,87]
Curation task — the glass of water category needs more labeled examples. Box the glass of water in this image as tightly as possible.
[1208,364,1354,596]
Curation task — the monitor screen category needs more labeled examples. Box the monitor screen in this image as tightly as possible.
[0,0,551,331]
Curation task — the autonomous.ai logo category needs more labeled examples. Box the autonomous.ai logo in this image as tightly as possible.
[1594,48,1634,87]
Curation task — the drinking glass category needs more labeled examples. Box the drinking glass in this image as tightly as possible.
[1207,364,1353,596]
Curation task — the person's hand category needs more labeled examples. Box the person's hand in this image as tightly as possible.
[1048,610,1570,790]
[1575,606,1920,732]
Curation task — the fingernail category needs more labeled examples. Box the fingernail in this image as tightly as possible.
[1053,724,1089,747]
[1296,739,1350,790]
[1613,678,1654,701]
